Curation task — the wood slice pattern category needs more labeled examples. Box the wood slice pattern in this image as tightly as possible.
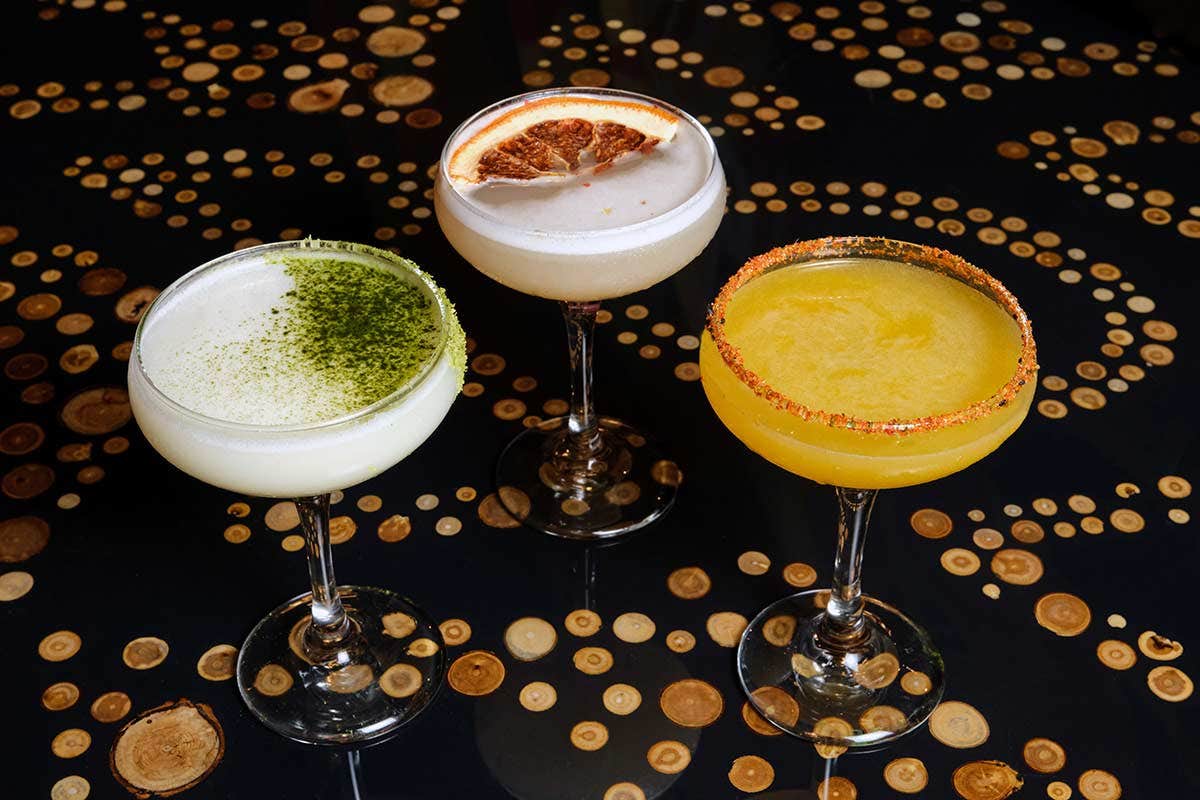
[990,548,1044,585]
[50,775,90,800]
[859,704,907,733]
[666,566,711,599]
[884,757,929,793]
[504,617,557,661]
[123,637,169,669]
[91,691,133,723]
[952,760,1023,800]
[327,664,375,694]
[518,681,557,711]
[406,638,439,657]
[60,387,131,435]
[573,646,614,675]
[1078,769,1122,800]
[741,701,782,736]
[382,612,417,639]
[761,614,797,646]
[910,508,952,538]
[612,612,656,643]
[647,739,691,774]
[253,664,292,696]
[379,664,422,698]
[603,783,645,800]
[377,514,412,542]
[0,515,50,562]
[602,683,642,715]
[564,608,601,636]
[438,619,471,646]
[1023,737,1067,773]
[737,550,771,575]
[816,776,857,800]
[782,561,817,587]
[448,650,505,696]
[728,755,774,792]
[1137,630,1183,660]
[666,630,695,653]
[1096,640,1137,670]
[854,652,900,689]
[110,699,224,799]
[52,728,91,758]
[1147,665,1193,701]
[478,488,529,528]
[196,645,237,681]
[929,700,990,748]
[42,681,80,711]
[812,716,853,758]
[569,720,609,751]
[660,679,723,727]
[1035,593,1092,636]
[901,670,933,695]
[39,630,81,661]
[705,611,748,647]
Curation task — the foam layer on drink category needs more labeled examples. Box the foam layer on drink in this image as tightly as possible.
[140,251,443,426]
[450,94,713,233]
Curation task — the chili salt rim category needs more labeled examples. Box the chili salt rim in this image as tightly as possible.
[705,236,1037,435]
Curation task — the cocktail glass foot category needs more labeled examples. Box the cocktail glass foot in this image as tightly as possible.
[237,585,445,747]
[497,415,680,540]
[737,588,944,747]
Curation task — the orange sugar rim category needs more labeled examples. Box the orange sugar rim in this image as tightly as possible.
[447,95,680,176]
[705,236,1038,436]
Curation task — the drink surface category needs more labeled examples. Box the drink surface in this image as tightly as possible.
[701,256,1035,488]
[724,258,1022,420]
[435,90,726,301]
[141,253,443,426]
[130,242,465,497]
[452,109,712,233]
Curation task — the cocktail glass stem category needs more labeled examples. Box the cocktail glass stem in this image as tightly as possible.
[295,494,352,651]
[489,299,679,538]
[820,487,877,644]
[561,300,602,459]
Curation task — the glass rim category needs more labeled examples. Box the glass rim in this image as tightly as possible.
[132,239,455,434]
[436,86,720,239]
[705,236,1038,435]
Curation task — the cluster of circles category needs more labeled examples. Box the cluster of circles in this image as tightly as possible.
[2,229,145,583]
[64,148,439,246]
[9,0,466,126]
[998,114,1200,240]
[911,474,1194,705]
[724,0,1181,111]
[34,626,232,798]
[526,13,827,138]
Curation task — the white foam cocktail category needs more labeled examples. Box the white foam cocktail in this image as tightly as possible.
[130,244,463,498]
[435,92,725,301]
[129,240,466,746]
[436,88,725,538]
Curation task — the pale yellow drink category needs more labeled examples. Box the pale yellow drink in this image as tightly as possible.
[701,256,1036,488]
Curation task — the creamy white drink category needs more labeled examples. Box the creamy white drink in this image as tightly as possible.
[129,240,465,498]
[435,88,725,541]
[435,90,726,301]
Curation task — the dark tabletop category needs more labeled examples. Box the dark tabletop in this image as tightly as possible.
[3,0,1198,798]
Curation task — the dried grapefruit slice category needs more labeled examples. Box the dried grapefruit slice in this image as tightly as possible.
[448,96,679,185]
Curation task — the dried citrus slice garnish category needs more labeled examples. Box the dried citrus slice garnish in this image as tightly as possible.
[448,96,679,184]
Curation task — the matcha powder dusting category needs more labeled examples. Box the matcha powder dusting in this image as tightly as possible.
[277,255,443,411]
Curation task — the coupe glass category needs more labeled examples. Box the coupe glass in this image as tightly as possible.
[700,237,1037,746]
[436,87,726,539]
[128,241,465,745]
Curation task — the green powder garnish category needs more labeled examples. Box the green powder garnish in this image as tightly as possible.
[266,250,462,411]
